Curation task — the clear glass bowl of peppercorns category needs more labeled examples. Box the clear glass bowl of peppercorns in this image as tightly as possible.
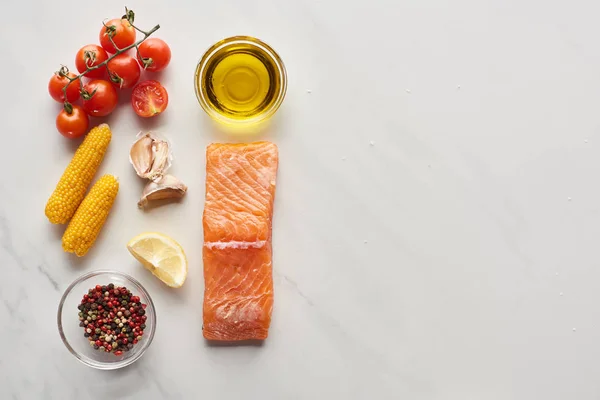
[57,270,156,370]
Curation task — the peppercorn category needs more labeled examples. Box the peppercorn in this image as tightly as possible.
[93,344,99,350]
[108,283,114,290]
[140,324,146,330]
[137,309,145,316]
[84,333,89,337]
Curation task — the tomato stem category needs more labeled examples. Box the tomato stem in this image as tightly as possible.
[63,102,73,114]
[108,34,121,52]
[60,8,160,107]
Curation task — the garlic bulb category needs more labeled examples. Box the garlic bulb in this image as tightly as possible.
[130,132,187,209]
[129,132,172,181]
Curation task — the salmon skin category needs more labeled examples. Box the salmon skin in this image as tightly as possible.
[202,141,278,341]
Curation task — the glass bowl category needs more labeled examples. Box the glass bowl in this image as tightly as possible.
[194,35,287,127]
[57,270,156,370]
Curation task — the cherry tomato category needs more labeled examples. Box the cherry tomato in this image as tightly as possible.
[75,44,109,79]
[56,105,89,139]
[137,38,171,72]
[107,54,140,89]
[131,80,168,117]
[99,18,136,54]
[48,71,80,103]
[82,80,118,117]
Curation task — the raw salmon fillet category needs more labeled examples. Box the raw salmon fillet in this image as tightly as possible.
[202,142,278,341]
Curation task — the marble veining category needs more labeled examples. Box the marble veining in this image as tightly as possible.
[2,0,600,398]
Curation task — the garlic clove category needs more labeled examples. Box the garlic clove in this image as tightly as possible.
[149,140,172,181]
[129,134,154,178]
[129,132,172,180]
[138,174,188,208]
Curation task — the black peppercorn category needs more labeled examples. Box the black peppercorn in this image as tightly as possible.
[84,332,89,338]
[108,283,114,290]
[140,324,146,330]
[137,309,145,316]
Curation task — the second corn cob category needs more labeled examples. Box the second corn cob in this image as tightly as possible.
[62,175,119,257]
[45,123,112,224]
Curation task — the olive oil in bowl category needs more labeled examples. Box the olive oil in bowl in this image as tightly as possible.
[195,36,287,127]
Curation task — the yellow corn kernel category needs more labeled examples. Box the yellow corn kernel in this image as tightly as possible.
[62,175,119,257]
[45,124,112,224]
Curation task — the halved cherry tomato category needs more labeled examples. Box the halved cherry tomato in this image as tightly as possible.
[99,18,136,53]
[75,44,109,79]
[82,80,118,117]
[107,54,140,89]
[48,71,80,103]
[131,80,168,117]
[56,105,89,139]
[137,38,171,72]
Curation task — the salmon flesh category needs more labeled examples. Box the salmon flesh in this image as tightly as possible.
[202,142,279,340]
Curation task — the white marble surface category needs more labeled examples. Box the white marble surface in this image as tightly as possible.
[2,0,600,398]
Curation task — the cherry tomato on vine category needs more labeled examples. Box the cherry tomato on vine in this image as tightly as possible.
[131,80,168,117]
[48,71,80,103]
[75,44,109,79]
[82,80,118,117]
[99,18,136,53]
[56,105,89,139]
[107,54,140,89]
[137,38,171,72]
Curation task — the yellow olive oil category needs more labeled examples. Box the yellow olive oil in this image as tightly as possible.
[196,37,286,125]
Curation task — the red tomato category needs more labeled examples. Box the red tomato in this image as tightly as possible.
[48,72,80,103]
[107,54,140,89]
[137,38,171,72]
[131,80,168,117]
[75,45,109,79]
[56,105,89,139]
[82,80,118,117]
[99,18,136,53]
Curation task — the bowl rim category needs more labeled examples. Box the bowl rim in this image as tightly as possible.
[57,269,157,370]
[194,35,288,126]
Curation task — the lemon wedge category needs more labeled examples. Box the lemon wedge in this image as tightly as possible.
[127,232,187,288]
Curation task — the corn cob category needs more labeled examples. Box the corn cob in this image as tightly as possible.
[45,124,112,224]
[62,175,119,257]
